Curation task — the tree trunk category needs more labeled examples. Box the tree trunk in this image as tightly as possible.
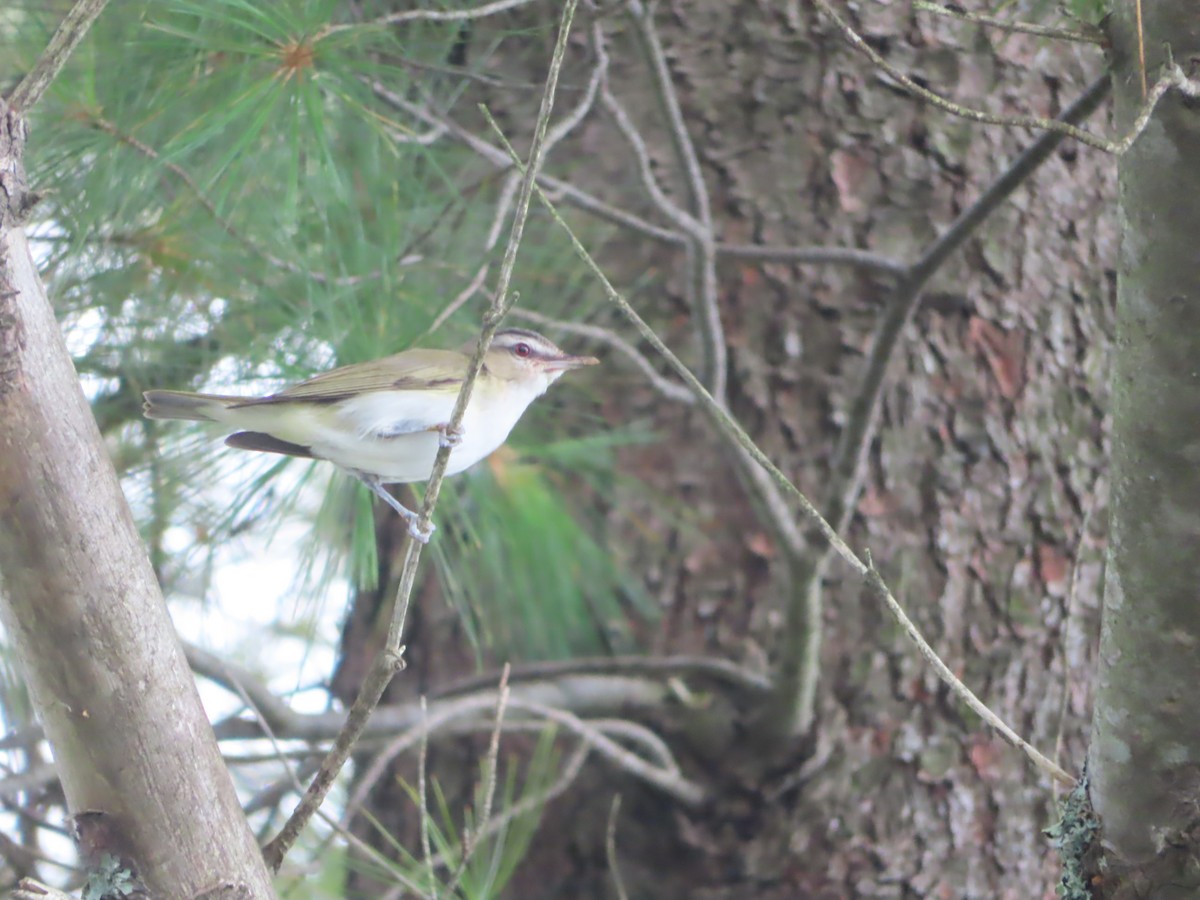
[1087,3,1200,895]
[0,109,275,899]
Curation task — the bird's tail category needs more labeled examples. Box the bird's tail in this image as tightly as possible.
[143,390,241,423]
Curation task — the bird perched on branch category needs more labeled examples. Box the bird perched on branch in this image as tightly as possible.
[143,328,598,541]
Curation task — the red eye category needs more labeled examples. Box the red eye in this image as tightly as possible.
[514,342,532,358]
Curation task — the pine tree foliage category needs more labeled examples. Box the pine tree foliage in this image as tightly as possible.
[13,0,644,660]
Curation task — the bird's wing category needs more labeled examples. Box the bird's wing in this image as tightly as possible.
[228,349,468,407]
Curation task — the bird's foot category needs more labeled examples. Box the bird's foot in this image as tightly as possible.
[357,473,436,541]
[434,422,464,449]
[407,518,436,543]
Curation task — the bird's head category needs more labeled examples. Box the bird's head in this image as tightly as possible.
[475,328,599,395]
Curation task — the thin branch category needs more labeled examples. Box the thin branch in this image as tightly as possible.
[613,6,727,401]
[342,689,700,827]
[825,75,1111,544]
[714,242,906,277]
[492,129,1076,787]
[375,81,687,244]
[12,878,75,900]
[418,698,435,894]
[606,795,630,900]
[261,2,579,870]
[7,0,110,112]
[511,309,696,405]
[371,85,903,277]
[321,0,540,36]
[445,666,510,898]
[416,741,591,884]
[771,75,1113,737]
[87,116,382,288]
[813,0,1195,155]
[436,651,770,696]
[913,1,1104,44]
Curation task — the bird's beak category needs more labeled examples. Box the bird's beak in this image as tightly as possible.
[542,353,600,372]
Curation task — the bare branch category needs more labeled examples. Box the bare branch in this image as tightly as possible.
[612,6,727,401]
[824,75,1112,546]
[512,309,696,404]
[812,0,1193,155]
[495,135,1077,786]
[714,242,905,277]
[606,795,630,900]
[262,3,580,869]
[436,650,770,696]
[7,0,110,112]
[322,0,540,36]
[445,666,511,897]
[913,1,1104,44]
[86,116,385,288]
[371,85,903,277]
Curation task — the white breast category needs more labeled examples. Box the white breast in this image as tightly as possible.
[309,377,551,483]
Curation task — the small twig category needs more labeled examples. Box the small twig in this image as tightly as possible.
[714,242,905,277]
[261,1,579,871]
[862,554,1073,785]
[430,261,493,332]
[12,878,75,900]
[1053,481,1102,799]
[512,309,696,404]
[372,86,904,277]
[496,131,1076,787]
[87,116,381,288]
[606,795,630,900]
[613,6,727,401]
[625,0,712,231]
[913,1,1104,44]
[825,74,1111,546]
[418,697,435,896]
[1135,0,1147,98]
[444,666,510,898]
[7,0,109,112]
[813,0,1196,155]
[422,741,591,879]
[321,0,539,36]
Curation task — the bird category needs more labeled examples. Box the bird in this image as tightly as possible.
[143,328,598,541]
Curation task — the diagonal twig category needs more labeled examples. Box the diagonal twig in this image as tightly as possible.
[260,0,580,871]
[487,123,1076,787]
[320,0,540,37]
[913,1,1104,44]
[7,0,110,112]
[813,0,1197,155]
[619,3,726,401]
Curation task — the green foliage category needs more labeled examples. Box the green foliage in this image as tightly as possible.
[351,727,562,899]
[16,0,647,660]
[429,428,657,660]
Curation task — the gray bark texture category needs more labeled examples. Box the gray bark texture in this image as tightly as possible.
[311,1,1119,896]
[0,110,276,899]
[380,3,1116,897]
[1086,2,1200,896]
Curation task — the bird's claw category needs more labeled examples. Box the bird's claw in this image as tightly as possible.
[408,518,436,543]
[437,423,464,449]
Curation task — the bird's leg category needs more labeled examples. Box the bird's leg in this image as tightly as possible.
[430,422,464,449]
[355,474,436,543]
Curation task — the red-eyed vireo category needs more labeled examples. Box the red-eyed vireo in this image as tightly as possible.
[143,328,598,540]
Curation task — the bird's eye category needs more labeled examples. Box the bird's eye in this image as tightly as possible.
[513,342,533,358]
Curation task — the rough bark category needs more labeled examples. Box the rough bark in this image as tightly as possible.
[0,109,276,899]
[448,3,1114,897]
[1086,2,1200,896]
[314,0,1119,896]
